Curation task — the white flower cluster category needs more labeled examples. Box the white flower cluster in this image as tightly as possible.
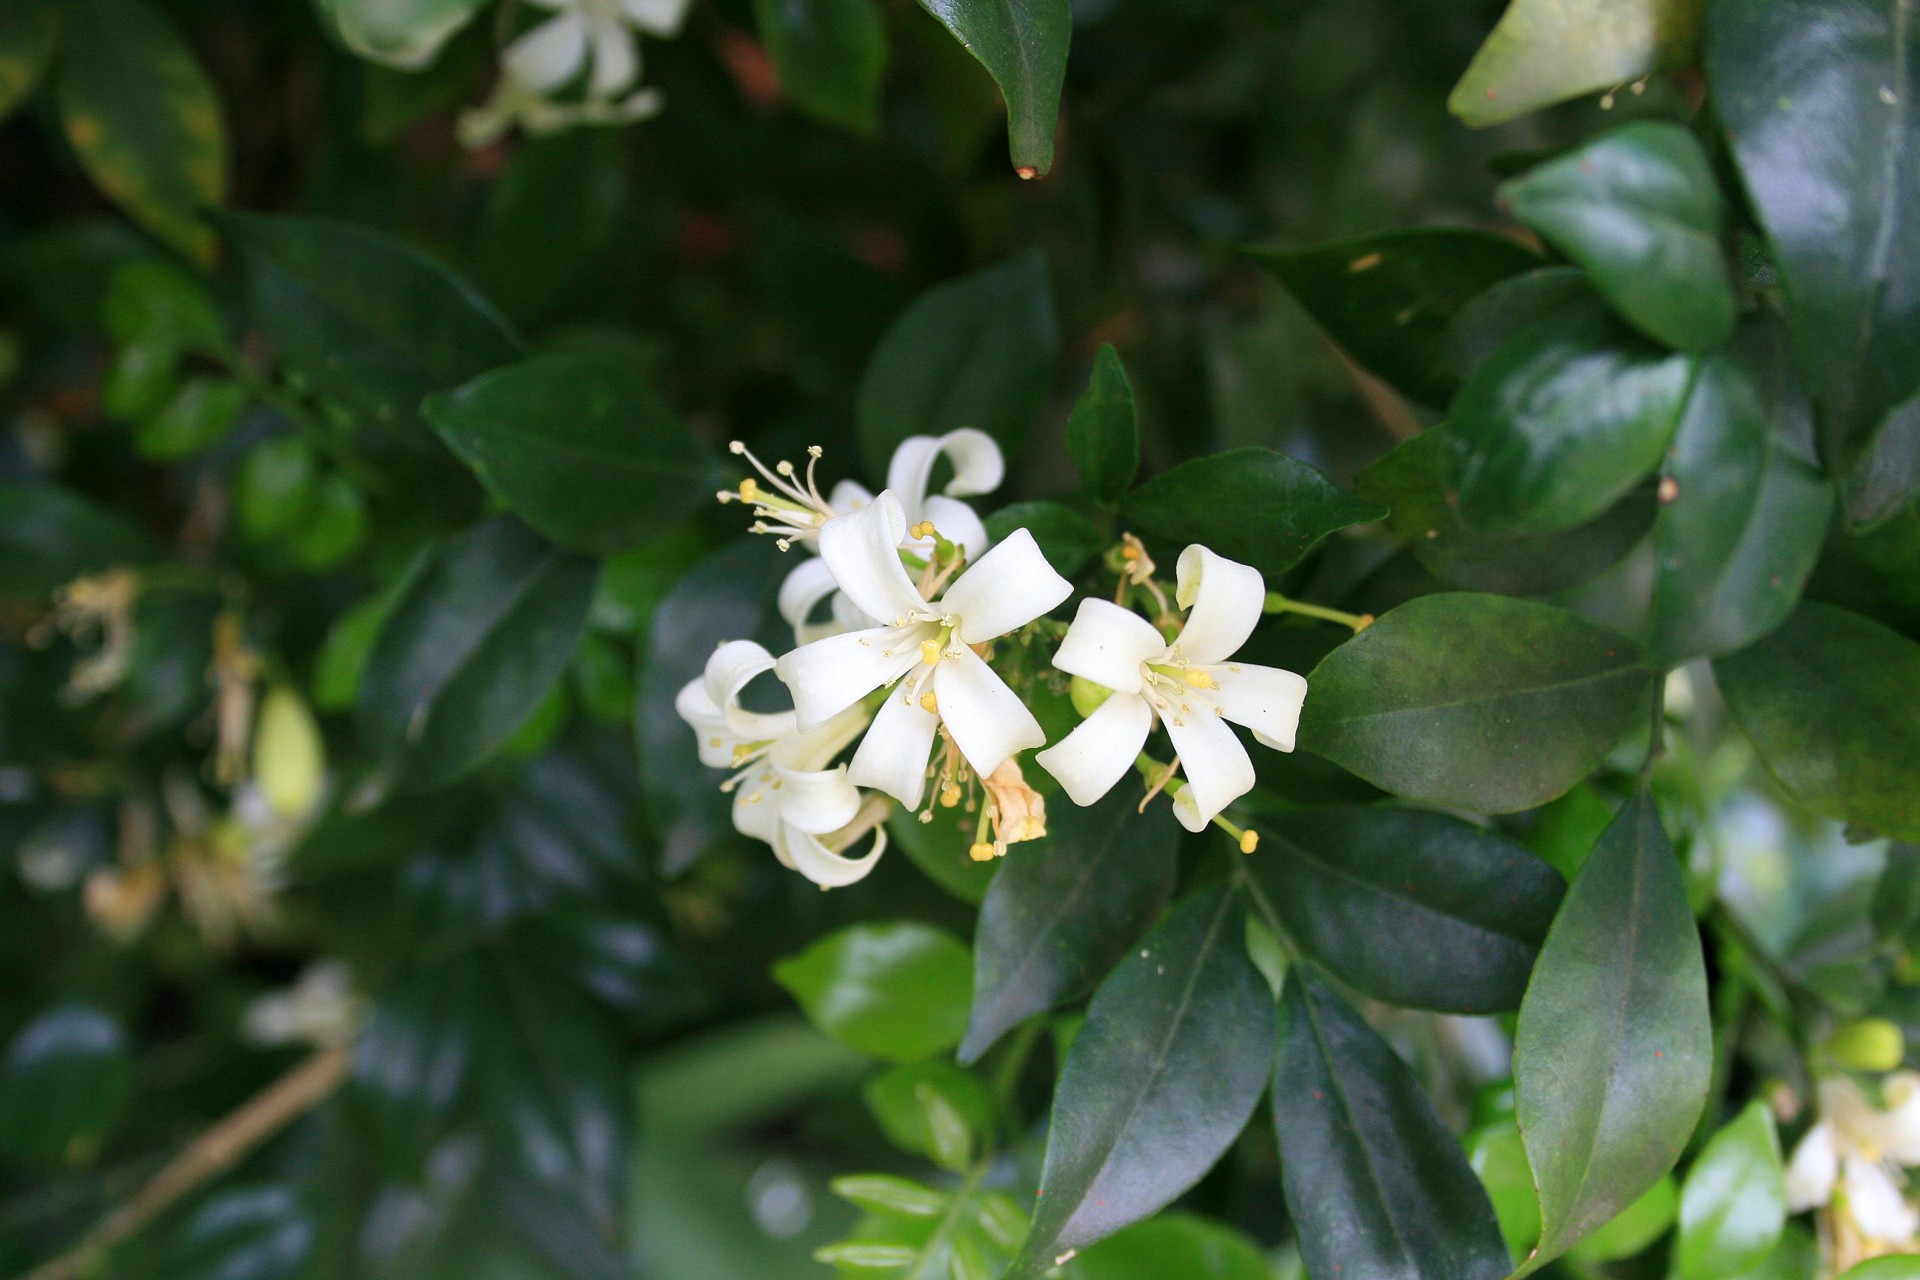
[1786,1071,1920,1266]
[461,0,692,147]
[676,433,1310,889]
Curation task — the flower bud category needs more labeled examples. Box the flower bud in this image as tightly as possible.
[253,686,326,820]
[1069,675,1113,718]
[1827,1018,1907,1074]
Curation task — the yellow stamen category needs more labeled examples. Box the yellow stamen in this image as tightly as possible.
[920,691,939,713]
[1240,829,1259,855]
[738,477,760,502]
[910,520,936,540]
[940,780,962,808]
[920,639,943,665]
[968,842,996,862]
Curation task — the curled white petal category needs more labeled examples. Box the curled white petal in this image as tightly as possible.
[1050,598,1163,694]
[940,528,1072,645]
[934,644,1045,779]
[1210,662,1308,753]
[778,823,887,889]
[674,678,741,768]
[849,688,941,811]
[779,558,843,645]
[1784,1121,1838,1212]
[769,763,862,836]
[1163,706,1254,832]
[502,10,590,92]
[775,626,923,731]
[1034,692,1152,807]
[699,640,793,741]
[731,764,781,843]
[1174,545,1264,666]
[887,429,1005,518]
[586,13,639,97]
[819,491,925,625]
[1843,1153,1918,1243]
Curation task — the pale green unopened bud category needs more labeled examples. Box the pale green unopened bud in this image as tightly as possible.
[1827,1018,1906,1073]
[1069,675,1114,718]
[254,686,326,819]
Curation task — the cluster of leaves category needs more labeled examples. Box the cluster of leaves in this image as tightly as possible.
[1,0,1918,1278]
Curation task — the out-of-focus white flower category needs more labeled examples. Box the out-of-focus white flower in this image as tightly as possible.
[459,0,691,146]
[243,961,362,1049]
[1785,1072,1920,1267]
[1035,546,1306,832]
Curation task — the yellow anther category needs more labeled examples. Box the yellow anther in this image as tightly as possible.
[1185,669,1213,689]
[738,477,760,502]
[1240,829,1260,855]
[910,520,936,540]
[920,639,943,665]
[1121,542,1141,561]
[940,780,962,808]
[968,842,996,862]
[920,691,939,714]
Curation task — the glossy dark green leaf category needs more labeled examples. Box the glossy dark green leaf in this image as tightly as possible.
[1070,1212,1275,1280]
[1444,266,1598,380]
[1499,122,1734,351]
[1514,793,1712,1270]
[773,922,974,1063]
[1299,593,1649,813]
[57,0,227,262]
[425,354,715,555]
[1713,603,1920,843]
[0,482,154,598]
[1250,806,1564,1014]
[751,0,886,137]
[856,252,1057,474]
[1448,295,1696,533]
[1008,885,1275,1276]
[1564,1175,1678,1263]
[1272,969,1510,1280]
[1123,448,1386,579]
[0,1003,133,1172]
[475,129,627,323]
[160,1185,317,1280]
[915,0,1069,175]
[958,791,1180,1063]
[1872,844,1920,945]
[1251,229,1540,406]
[1449,0,1705,125]
[1840,392,1920,531]
[0,0,57,123]
[1065,344,1140,504]
[216,210,523,432]
[1646,329,1834,665]
[1675,1100,1786,1280]
[1708,0,1920,478]
[357,516,597,787]
[1357,428,1655,595]
[983,501,1102,579]
[348,954,488,1172]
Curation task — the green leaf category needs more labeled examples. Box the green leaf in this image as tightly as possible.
[1708,0,1920,479]
[1444,266,1598,380]
[1250,229,1541,406]
[863,1062,995,1166]
[1675,1101,1786,1280]
[425,354,716,555]
[1065,344,1140,504]
[1872,844,1920,946]
[1449,0,1706,126]
[915,0,1069,176]
[159,1184,317,1280]
[475,129,628,324]
[316,0,488,69]
[136,376,246,459]
[983,501,1103,579]
[832,1174,950,1218]
[1356,428,1655,596]
[1513,792,1712,1271]
[1838,1259,1920,1280]
[1564,1175,1677,1263]
[0,1003,134,1173]
[102,257,228,356]
[0,481,154,598]
[357,516,597,787]
[1298,593,1649,813]
[1122,448,1387,580]
[958,790,1181,1062]
[855,252,1058,475]
[0,0,58,123]
[1271,968,1511,1280]
[1646,327,1834,665]
[1713,603,1920,843]
[751,0,886,137]
[1070,1212,1276,1280]
[348,954,488,1172]
[773,922,974,1063]
[1008,885,1275,1276]
[215,210,523,433]
[886,806,1002,904]
[1840,392,1920,531]
[57,0,228,262]
[1249,806,1565,1014]
[1467,1120,1542,1262]
[1499,122,1734,351]
[1447,294,1697,533]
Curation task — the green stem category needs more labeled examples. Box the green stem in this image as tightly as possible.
[1262,592,1372,632]
[905,1158,991,1280]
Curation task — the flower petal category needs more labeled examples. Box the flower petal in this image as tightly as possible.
[778,822,888,889]
[829,478,874,514]
[1210,662,1308,752]
[886,429,1006,517]
[673,677,741,768]
[731,765,781,843]
[1882,1071,1920,1164]
[586,13,639,97]
[919,494,990,564]
[503,10,589,92]
[620,0,691,35]
[939,528,1072,645]
[771,764,863,835]
[1034,691,1152,807]
[819,491,926,625]
[1784,1121,1838,1212]
[934,645,1045,778]
[775,626,922,730]
[700,639,794,740]
[1173,545,1265,665]
[1050,597,1163,694]
[779,558,844,645]
[1163,706,1254,832]
[849,687,940,811]
[1844,1154,1918,1243]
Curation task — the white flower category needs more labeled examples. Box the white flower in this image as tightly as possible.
[774,491,1071,811]
[242,961,362,1049]
[1785,1073,1920,1257]
[772,430,1004,645]
[674,641,888,887]
[1034,545,1306,833]
[459,0,689,146]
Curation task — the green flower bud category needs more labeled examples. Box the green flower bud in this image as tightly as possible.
[253,687,326,820]
[1068,675,1114,718]
[1827,1018,1906,1074]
